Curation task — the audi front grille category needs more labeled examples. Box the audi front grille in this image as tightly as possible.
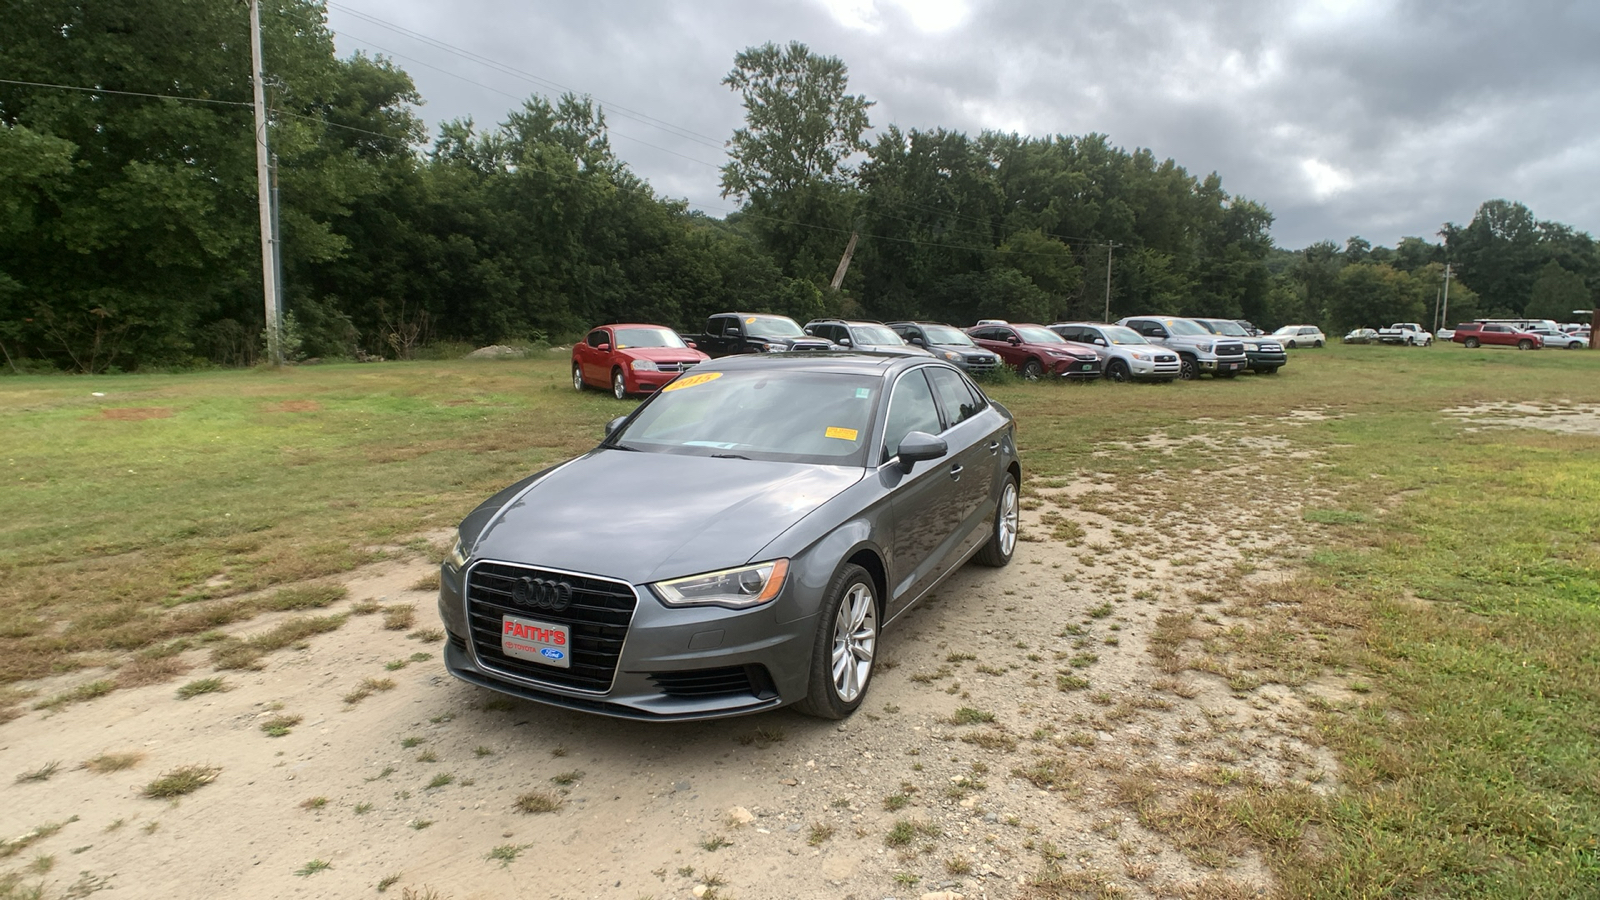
[465,561,637,693]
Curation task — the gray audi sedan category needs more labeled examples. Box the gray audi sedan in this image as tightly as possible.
[438,353,1020,721]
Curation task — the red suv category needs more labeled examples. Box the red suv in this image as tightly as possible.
[966,322,1103,380]
[1451,323,1544,351]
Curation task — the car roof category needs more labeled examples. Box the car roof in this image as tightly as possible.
[684,351,953,379]
[595,322,675,330]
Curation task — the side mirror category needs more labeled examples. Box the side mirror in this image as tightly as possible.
[604,416,628,437]
[683,339,698,349]
[1007,336,1021,345]
[838,336,852,346]
[909,337,925,347]
[896,431,947,472]
[596,343,610,352]
[1094,337,1107,346]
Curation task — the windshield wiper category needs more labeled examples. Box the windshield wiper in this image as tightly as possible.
[711,453,749,459]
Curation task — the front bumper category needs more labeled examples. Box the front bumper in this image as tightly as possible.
[1127,355,1181,380]
[1053,358,1104,380]
[1198,356,1249,375]
[438,560,818,721]
[1245,350,1288,371]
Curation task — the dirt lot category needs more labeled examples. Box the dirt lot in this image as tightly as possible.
[2,417,1354,900]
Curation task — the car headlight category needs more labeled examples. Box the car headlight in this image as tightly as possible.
[1047,350,1068,358]
[1194,342,1214,353]
[651,559,789,610]
[630,359,659,371]
[941,350,962,362]
[446,537,470,570]
[1129,351,1151,361]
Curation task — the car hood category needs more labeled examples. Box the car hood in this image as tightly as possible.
[464,449,863,585]
[622,347,709,362]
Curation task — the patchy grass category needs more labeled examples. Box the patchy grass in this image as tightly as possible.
[0,817,77,860]
[142,764,220,798]
[381,605,416,631]
[175,676,230,699]
[81,751,143,774]
[260,714,302,737]
[33,679,115,711]
[514,791,563,814]
[14,761,60,783]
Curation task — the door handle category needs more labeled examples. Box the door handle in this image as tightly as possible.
[987,441,1001,454]
[949,464,963,480]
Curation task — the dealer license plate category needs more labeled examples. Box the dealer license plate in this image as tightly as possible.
[500,614,571,669]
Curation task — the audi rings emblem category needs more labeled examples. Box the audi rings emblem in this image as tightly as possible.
[511,576,573,612]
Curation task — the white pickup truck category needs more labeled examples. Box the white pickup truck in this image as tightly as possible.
[1376,323,1433,346]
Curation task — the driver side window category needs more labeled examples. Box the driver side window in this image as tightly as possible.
[881,370,942,463]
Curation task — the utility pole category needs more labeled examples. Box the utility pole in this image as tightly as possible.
[1440,262,1452,331]
[1102,243,1117,322]
[829,232,859,291]
[250,0,281,366]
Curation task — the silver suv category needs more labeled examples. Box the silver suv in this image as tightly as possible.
[804,319,933,357]
[1115,316,1249,380]
[1048,322,1180,382]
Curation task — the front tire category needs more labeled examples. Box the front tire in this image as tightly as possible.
[1105,359,1131,383]
[1517,339,1534,351]
[976,475,1019,568]
[795,564,878,719]
[1261,366,1279,375]
[1021,358,1044,381]
[572,363,586,391]
[1286,340,1298,349]
[611,368,628,399]
[1178,356,1199,381]
[1217,369,1238,379]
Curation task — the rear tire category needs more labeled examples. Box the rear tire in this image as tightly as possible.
[1105,359,1131,383]
[1464,337,1481,348]
[976,476,1019,568]
[1021,358,1044,381]
[1313,340,1324,348]
[572,363,586,391]
[611,368,628,399]
[794,564,878,719]
[1178,356,1199,380]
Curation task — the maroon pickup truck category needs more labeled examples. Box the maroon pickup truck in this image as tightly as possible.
[1451,323,1544,350]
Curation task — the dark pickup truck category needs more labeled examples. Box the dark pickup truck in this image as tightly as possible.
[685,313,835,357]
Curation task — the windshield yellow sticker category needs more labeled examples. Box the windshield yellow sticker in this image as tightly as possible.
[745,316,757,324]
[662,371,723,392]
[825,426,859,441]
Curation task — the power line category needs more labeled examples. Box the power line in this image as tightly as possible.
[0,77,252,108]
[328,2,726,150]
[0,81,1109,262]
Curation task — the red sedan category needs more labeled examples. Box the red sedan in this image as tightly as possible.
[572,324,710,399]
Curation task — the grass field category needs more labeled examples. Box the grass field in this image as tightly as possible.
[3,343,1598,895]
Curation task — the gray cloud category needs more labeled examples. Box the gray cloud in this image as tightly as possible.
[326,0,1600,248]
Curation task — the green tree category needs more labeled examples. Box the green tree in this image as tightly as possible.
[719,41,873,200]
[1328,263,1426,331]
[1526,260,1591,322]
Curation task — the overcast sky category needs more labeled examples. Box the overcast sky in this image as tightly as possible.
[325,0,1600,250]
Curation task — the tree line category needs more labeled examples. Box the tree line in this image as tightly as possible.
[1,1,1595,373]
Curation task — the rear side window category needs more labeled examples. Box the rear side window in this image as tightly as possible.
[882,369,943,462]
[927,366,984,428]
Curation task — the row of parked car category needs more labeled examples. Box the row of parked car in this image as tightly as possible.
[571,312,1319,399]
[1341,319,1592,351]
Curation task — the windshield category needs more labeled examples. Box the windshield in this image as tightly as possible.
[613,327,687,349]
[1100,325,1149,345]
[1199,320,1248,336]
[1164,319,1211,337]
[745,316,805,340]
[851,324,905,346]
[920,325,976,346]
[1014,325,1066,344]
[610,369,880,466]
